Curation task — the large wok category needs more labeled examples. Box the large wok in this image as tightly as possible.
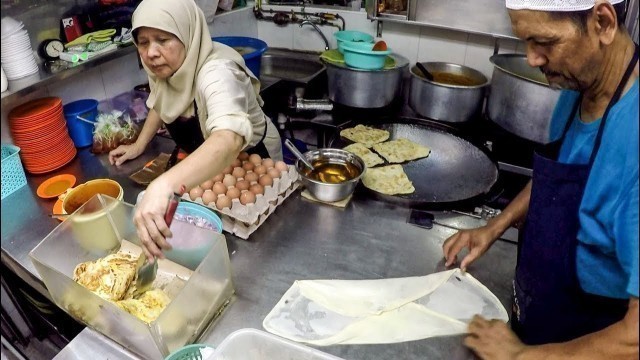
[329,117,500,209]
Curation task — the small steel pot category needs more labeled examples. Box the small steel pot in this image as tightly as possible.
[487,54,561,144]
[295,148,366,202]
[409,62,489,123]
[322,53,409,109]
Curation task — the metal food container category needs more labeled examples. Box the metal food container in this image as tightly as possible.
[487,54,561,144]
[322,53,409,109]
[29,195,234,359]
[296,149,365,202]
[409,62,488,123]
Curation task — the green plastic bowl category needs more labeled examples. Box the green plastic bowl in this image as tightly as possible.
[334,30,374,54]
[165,344,214,360]
[341,41,392,70]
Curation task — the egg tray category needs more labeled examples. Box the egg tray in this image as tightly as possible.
[181,165,300,239]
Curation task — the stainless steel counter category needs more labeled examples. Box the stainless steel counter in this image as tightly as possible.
[1,136,518,360]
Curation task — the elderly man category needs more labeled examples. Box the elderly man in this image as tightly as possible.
[442,0,638,358]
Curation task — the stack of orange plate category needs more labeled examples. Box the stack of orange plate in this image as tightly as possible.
[8,97,77,174]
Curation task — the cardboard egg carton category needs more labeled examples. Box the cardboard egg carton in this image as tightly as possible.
[182,165,300,239]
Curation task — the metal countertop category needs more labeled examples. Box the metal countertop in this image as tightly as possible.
[1,136,518,360]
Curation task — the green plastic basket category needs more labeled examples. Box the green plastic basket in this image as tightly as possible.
[165,344,214,360]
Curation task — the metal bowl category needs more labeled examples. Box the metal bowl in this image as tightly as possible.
[295,148,366,202]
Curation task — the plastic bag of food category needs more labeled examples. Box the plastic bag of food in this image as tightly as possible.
[91,110,140,154]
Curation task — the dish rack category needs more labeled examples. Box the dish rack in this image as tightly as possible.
[182,165,300,239]
[1,144,27,200]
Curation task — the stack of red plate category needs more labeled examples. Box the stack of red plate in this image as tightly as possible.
[8,97,77,174]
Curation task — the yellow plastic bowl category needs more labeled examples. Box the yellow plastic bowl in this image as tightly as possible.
[62,179,123,214]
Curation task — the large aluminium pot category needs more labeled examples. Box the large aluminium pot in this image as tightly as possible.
[409,62,489,123]
[321,53,409,108]
[487,54,561,144]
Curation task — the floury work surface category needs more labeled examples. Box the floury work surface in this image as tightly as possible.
[2,136,517,360]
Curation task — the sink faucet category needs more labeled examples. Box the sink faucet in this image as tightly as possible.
[300,20,330,51]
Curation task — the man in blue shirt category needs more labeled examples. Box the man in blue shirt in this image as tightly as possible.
[442,0,638,358]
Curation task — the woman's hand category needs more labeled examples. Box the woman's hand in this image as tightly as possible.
[134,179,174,262]
[442,224,501,271]
[109,143,144,166]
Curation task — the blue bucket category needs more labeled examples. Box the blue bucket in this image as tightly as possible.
[63,99,98,148]
[212,36,268,78]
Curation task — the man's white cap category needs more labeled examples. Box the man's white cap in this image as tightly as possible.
[506,0,624,11]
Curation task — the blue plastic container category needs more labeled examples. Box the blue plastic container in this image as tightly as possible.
[334,30,374,54]
[212,36,268,78]
[164,201,223,270]
[63,99,98,148]
[342,41,392,70]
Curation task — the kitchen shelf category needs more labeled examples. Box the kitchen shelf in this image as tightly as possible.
[1,45,138,105]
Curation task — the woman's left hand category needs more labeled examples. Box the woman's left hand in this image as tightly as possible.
[134,178,175,261]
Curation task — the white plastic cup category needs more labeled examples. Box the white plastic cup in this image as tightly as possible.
[1,66,7,92]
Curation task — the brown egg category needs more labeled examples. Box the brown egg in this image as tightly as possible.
[249,183,264,195]
[244,171,259,183]
[212,173,224,182]
[242,161,255,171]
[216,195,232,210]
[249,153,262,165]
[211,182,227,195]
[253,165,267,176]
[200,180,214,190]
[222,174,237,187]
[262,158,275,169]
[232,158,242,168]
[226,187,241,200]
[267,168,281,179]
[189,186,204,200]
[258,174,273,187]
[222,165,233,175]
[240,191,256,205]
[232,167,246,178]
[238,152,250,160]
[201,190,217,205]
[235,179,250,191]
[275,160,288,173]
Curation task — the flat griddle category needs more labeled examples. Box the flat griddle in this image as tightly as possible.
[329,117,500,209]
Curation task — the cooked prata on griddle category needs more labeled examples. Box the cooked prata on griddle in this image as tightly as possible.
[372,138,431,164]
[73,251,171,323]
[362,165,415,195]
[73,252,138,302]
[340,125,390,148]
[343,143,384,168]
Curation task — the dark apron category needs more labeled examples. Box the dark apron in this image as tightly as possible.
[164,101,271,157]
[512,45,638,345]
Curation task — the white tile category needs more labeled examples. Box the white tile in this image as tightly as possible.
[257,21,294,49]
[378,21,421,64]
[101,52,149,99]
[515,41,527,54]
[338,11,377,34]
[497,38,521,54]
[464,34,497,80]
[417,27,468,65]
[293,22,336,51]
[46,66,107,104]
[209,8,258,37]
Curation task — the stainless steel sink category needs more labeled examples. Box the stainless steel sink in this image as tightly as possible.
[260,48,325,84]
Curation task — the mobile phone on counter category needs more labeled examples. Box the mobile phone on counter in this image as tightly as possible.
[407,209,435,229]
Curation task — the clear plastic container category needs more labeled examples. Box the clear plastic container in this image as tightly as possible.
[29,194,235,359]
[208,328,344,360]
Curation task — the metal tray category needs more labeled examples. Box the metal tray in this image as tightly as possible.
[330,117,500,209]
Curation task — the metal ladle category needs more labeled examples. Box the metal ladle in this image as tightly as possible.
[284,139,314,170]
[416,62,434,81]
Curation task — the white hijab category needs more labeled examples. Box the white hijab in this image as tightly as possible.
[131,0,262,123]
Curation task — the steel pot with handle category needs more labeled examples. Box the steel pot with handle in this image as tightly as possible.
[409,62,489,123]
[487,54,561,144]
[321,53,409,109]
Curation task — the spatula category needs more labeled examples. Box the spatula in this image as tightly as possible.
[133,191,182,296]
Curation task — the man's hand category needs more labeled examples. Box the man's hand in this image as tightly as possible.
[442,225,499,271]
[465,315,528,360]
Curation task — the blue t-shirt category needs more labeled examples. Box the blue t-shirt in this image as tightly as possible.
[549,79,639,299]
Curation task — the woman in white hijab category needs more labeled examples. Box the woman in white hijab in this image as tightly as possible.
[109,0,282,259]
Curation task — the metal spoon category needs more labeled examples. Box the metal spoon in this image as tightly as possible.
[284,139,314,170]
[415,62,434,81]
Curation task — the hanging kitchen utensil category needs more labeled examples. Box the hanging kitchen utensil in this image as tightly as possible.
[284,138,314,170]
[415,61,434,81]
[329,117,500,209]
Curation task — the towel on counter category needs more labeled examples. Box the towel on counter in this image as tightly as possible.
[320,49,396,69]
[263,269,508,346]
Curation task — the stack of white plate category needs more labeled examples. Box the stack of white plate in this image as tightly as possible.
[1,17,39,80]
